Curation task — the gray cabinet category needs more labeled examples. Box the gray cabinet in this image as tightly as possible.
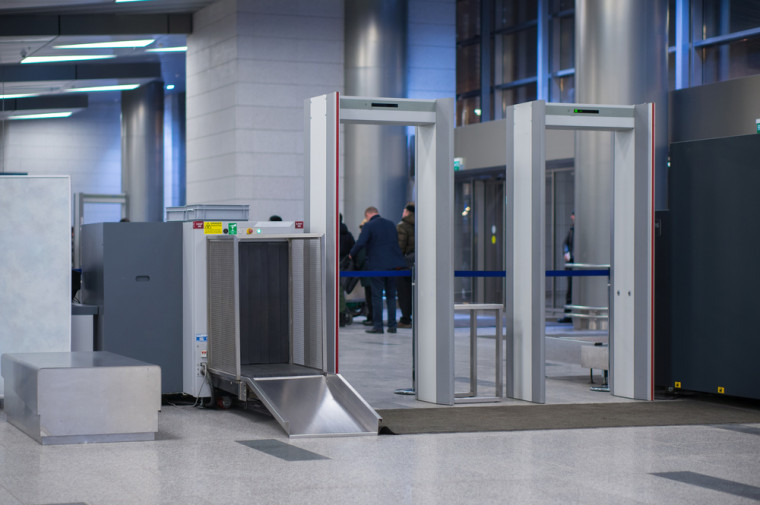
[81,222,183,393]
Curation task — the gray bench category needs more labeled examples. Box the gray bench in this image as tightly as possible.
[2,351,161,445]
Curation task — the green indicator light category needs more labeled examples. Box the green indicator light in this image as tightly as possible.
[256,228,262,234]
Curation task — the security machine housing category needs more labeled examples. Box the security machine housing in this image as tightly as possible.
[169,204,262,398]
[205,234,379,437]
[81,222,183,394]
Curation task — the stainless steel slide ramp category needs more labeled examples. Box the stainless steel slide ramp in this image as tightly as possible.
[245,374,381,437]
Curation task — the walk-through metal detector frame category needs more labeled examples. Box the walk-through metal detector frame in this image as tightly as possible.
[306,94,455,405]
[506,101,654,403]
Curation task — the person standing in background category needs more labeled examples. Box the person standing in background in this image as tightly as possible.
[396,203,414,328]
[558,211,574,324]
[339,214,355,327]
[349,207,406,334]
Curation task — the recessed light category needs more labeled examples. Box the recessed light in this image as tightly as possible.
[147,46,187,53]
[9,112,73,120]
[0,93,38,100]
[66,84,140,93]
[165,84,175,90]
[21,55,116,64]
[54,40,155,49]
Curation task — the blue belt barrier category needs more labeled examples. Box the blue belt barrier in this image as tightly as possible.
[340,269,609,278]
[545,269,609,277]
[454,270,506,277]
[340,270,411,277]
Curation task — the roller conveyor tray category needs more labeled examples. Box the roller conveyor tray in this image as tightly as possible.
[2,351,161,445]
[211,364,381,438]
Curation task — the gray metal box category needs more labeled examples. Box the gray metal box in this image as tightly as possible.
[2,352,160,445]
[81,222,183,393]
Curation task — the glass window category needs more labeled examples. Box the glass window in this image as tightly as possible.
[457,0,481,42]
[559,15,574,69]
[498,82,537,114]
[457,95,482,126]
[549,0,574,15]
[700,37,760,84]
[557,75,574,102]
[497,28,538,83]
[457,43,481,94]
[457,0,480,42]
[495,0,537,30]
[700,0,760,39]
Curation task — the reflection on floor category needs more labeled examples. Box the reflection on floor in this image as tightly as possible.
[338,312,626,409]
[0,313,756,504]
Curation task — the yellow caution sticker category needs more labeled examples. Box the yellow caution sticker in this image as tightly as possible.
[204,221,223,235]
[717,386,725,394]
[674,381,681,389]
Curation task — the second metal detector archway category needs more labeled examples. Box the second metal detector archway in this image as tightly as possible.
[506,100,654,403]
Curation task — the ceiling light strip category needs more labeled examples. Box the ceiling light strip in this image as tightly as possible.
[21,55,116,64]
[54,40,155,49]
[9,112,73,120]
[66,84,140,93]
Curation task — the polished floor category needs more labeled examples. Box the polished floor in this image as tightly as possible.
[0,318,758,505]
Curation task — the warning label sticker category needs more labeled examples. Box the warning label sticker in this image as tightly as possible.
[204,222,223,235]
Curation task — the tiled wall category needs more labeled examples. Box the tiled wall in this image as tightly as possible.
[186,0,344,222]
[0,101,122,224]
[407,0,456,100]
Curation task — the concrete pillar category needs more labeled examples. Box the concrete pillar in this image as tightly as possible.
[121,81,165,222]
[166,92,186,207]
[344,0,408,229]
[574,0,667,309]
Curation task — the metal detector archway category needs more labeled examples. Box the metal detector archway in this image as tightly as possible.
[305,93,455,405]
[506,100,654,403]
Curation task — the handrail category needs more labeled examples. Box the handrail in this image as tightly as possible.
[564,263,611,269]
[566,304,608,311]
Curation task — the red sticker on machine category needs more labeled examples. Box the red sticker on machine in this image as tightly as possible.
[295,221,304,229]
[193,221,204,229]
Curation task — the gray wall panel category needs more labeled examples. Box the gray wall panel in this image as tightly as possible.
[0,176,71,395]
[82,222,183,393]
[668,134,760,400]
[669,74,760,144]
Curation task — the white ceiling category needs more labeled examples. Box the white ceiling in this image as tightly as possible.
[0,0,213,15]
[0,0,207,114]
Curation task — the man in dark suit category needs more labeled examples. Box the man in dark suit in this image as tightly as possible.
[349,206,407,334]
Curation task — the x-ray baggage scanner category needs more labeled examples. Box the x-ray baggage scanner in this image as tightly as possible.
[205,234,380,437]
[506,101,655,403]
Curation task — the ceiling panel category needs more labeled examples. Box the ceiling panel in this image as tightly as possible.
[0,0,202,116]
[0,0,213,15]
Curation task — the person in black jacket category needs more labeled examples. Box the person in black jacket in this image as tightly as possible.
[339,214,355,327]
[349,206,406,334]
[558,211,574,324]
[396,203,414,328]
